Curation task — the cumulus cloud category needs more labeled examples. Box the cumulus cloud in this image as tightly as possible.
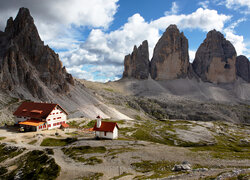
[0,0,119,49]
[165,2,179,15]
[223,18,247,55]
[198,1,210,8]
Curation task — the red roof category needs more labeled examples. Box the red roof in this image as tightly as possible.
[13,101,68,119]
[61,123,69,128]
[93,121,119,132]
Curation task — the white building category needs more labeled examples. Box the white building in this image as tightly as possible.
[13,101,68,131]
[93,116,119,139]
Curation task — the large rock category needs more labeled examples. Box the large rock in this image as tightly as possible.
[123,40,149,79]
[236,55,250,82]
[150,25,190,80]
[0,7,74,99]
[192,30,237,83]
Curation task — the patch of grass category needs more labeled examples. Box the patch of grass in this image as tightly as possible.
[131,160,177,179]
[85,120,96,128]
[62,146,106,165]
[80,172,104,180]
[110,172,133,180]
[104,88,114,92]
[107,147,134,156]
[0,137,6,141]
[0,167,7,176]
[28,139,37,145]
[0,144,25,162]
[135,115,142,120]
[68,120,81,128]
[5,150,60,180]
[40,137,77,146]
[191,135,250,160]
[45,148,54,155]
[8,139,17,144]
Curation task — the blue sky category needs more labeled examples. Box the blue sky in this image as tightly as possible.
[0,0,250,82]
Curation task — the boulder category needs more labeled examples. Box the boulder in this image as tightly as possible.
[236,55,250,82]
[123,40,149,79]
[150,25,190,80]
[192,30,237,83]
[172,161,192,171]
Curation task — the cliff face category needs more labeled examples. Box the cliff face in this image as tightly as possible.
[192,30,237,83]
[123,40,149,79]
[236,55,250,82]
[0,8,74,99]
[150,25,190,80]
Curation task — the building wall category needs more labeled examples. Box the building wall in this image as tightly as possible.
[96,127,118,139]
[46,105,67,130]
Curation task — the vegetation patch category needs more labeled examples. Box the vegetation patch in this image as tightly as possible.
[190,135,250,160]
[0,144,25,162]
[62,146,106,165]
[45,148,54,155]
[28,139,37,145]
[0,137,6,141]
[106,147,134,157]
[131,160,177,179]
[110,172,133,180]
[3,150,60,180]
[79,172,104,180]
[68,120,81,128]
[40,137,77,146]
[0,167,8,176]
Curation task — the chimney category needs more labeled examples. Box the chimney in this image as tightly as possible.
[96,115,101,128]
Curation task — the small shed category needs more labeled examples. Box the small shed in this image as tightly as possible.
[93,116,119,139]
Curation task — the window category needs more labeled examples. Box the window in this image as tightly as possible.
[48,119,50,121]
[104,132,107,136]
[57,117,61,119]
[53,118,56,120]
[57,122,60,125]
[48,124,51,127]
[53,123,56,126]
[53,113,55,115]
[60,112,62,114]
[56,112,58,114]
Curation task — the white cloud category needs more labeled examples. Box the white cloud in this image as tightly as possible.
[165,2,179,15]
[223,0,250,14]
[152,8,230,32]
[198,1,210,8]
[189,50,196,63]
[223,18,248,55]
[61,7,231,82]
[0,0,119,50]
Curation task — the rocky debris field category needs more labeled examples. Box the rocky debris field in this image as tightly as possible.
[0,118,249,180]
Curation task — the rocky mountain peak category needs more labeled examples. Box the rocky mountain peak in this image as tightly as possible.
[123,40,149,79]
[192,29,236,83]
[150,24,190,80]
[0,7,74,99]
[236,55,250,82]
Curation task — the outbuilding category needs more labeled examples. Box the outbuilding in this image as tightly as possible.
[93,116,119,139]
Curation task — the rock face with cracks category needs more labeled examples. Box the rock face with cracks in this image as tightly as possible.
[236,55,250,83]
[123,40,150,79]
[0,7,74,99]
[150,25,190,80]
[192,30,237,83]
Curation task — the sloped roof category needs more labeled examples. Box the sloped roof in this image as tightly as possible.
[61,123,69,128]
[13,101,68,119]
[93,121,119,132]
[19,119,45,126]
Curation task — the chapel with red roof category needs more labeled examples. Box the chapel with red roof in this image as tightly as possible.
[13,101,68,131]
[93,115,119,139]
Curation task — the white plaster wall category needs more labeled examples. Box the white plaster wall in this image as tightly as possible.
[46,106,67,130]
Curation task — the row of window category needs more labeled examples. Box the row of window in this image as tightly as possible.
[47,117,62,121]
[38,121,65,129]
[50,112,63,115]
[52,121,65,126]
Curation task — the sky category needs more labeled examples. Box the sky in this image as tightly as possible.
[0,0,250,82]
